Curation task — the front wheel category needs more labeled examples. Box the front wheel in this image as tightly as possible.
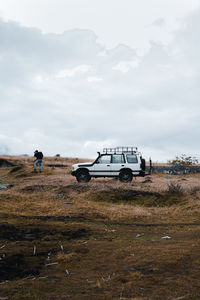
[119,170,133,182]
[76,170,91,183]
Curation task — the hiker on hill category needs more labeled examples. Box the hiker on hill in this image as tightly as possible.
[33,150,43,173]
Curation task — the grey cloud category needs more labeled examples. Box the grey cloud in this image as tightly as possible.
[0,20,102,61]
[0,20,103,86]
[151,18,166,27]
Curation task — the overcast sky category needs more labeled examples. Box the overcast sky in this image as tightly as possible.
[0,0,200,161]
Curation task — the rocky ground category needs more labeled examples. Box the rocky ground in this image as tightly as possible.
[0,156,200,300]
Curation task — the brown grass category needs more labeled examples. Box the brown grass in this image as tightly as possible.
[0,155,200,300]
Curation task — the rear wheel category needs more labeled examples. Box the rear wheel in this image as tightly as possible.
[119,170,133,182]
[76,170,91,183]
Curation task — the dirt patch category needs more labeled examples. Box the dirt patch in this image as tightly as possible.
[9,165,23,173]
[88,189,185,207]
[0,223,88,241]
[0,224,46,241]
[142,176,152,183]
[0,253,43,281]
[122,265,154,275]
[59,184,91,194]
[22,185,52,192]
[0,159,14,168]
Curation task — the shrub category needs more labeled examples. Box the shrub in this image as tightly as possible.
[169,154,198,166]
[166,182,183,195]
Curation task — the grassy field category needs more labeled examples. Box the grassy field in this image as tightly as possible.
[0,156,200,300]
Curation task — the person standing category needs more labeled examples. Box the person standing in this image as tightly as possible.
[33,150,43,173]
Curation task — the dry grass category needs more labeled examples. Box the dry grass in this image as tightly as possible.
[0,155,200,300]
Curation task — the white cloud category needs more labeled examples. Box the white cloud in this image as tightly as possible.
[56,65,92,78]
[87,76,103,83]
[34,75,49,84]
[112,59,140,73]
[83,140,116,158]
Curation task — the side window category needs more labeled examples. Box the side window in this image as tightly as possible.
[112,155,125,164]
[97,155,111,164]
[126,154,138,163]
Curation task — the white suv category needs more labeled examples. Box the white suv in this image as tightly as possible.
[71,147,152,183]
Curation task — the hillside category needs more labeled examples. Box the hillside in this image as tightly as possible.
[0,156,200,300]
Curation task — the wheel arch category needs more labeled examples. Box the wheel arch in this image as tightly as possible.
[76,167,90,174]
[119,168,133,174]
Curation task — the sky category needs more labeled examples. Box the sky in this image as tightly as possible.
[0,0,200,161]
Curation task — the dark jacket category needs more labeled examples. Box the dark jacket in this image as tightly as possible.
[34,152,43,160]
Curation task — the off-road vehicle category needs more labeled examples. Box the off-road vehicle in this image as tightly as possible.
[71,147,152,183]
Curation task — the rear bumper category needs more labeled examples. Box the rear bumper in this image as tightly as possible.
[134,171,152,177]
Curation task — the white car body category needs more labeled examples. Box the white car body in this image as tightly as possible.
[71,147,151,183]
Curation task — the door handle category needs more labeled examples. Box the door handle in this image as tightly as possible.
[121,165,124,166]
[107,165,110,167]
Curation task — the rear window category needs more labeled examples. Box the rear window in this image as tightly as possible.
[126,154,138,163]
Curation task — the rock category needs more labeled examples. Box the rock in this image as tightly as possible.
[0,184,12,190]
[136,233,144,238]
[161,235,171,239]
[0,184,7,190]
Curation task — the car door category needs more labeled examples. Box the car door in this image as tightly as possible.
[110,154,125,175]
[93,155,111,176]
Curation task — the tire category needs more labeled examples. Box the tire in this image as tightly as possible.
[76,170,91,183]
[119,170,133,182]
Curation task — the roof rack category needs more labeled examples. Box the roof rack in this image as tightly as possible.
[103,147,138,154]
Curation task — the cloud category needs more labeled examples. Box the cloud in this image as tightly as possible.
[151,18,166,27]
[56,65,92,78]
[87,76,103,83]
[112,59,140,73]
[0,10,200,161]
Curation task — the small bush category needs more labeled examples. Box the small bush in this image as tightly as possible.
[166,182,183,195]
[169,154,198,166]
